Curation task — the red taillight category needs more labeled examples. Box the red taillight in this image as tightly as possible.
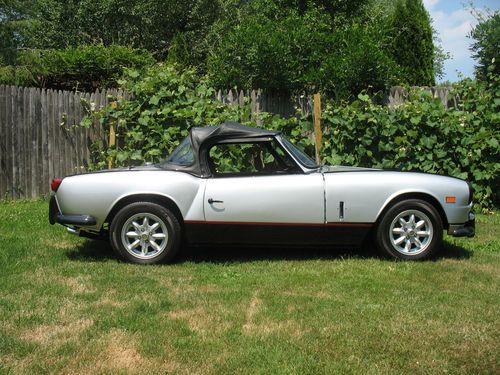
[51,178,62,192]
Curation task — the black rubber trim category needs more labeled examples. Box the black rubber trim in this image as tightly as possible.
[55,214,97,226]
[467,181,474,204]
[49,196,59,225]
[451,218,475,238]
[184,222,371,246]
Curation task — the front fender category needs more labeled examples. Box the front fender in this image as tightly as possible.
[323,171,471,225]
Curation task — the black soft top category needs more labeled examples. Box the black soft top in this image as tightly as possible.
[190,122,279,148]
[163,122,281,177]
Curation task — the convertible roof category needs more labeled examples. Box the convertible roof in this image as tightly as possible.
[163,122,281,177]
[190,122,280,149]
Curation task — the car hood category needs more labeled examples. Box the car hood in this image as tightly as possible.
[321,165,466,183]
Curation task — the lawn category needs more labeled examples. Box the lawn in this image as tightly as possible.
[0,200,499,374]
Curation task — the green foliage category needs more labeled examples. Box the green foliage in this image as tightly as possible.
[388,0,435,86]
[319,78,499,209]
[20,0,220,60]
[1,0,443,95]
[81,64,250,169]
[0,45,154,90]
[470,9,500,81]
[0,0,33,65]
[207,6,399,100]
[81,65,499,209]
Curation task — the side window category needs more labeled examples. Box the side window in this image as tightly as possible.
[208,141,297,176]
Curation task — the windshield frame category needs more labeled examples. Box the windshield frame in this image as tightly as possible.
[277,135,319,170]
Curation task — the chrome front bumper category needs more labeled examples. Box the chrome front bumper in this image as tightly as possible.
[448,212,475,237]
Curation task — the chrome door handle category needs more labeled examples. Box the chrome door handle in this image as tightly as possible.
[208,198,223,204]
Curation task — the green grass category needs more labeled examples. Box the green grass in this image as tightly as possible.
[0,200,499,374]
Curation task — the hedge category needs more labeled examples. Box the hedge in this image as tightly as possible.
[80,64,499,209]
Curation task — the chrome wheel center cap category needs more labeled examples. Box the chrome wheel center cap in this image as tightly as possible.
[141,233,148,240]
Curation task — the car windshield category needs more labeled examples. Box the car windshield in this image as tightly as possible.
[280,137,318,169]
[163,136,194,166]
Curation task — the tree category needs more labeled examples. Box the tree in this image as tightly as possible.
[206,0,400,99]
[0,0,33,64]
[0,45,154,90]
[14,0,219,60]
[388,0,435,86]
[470,9,500,80]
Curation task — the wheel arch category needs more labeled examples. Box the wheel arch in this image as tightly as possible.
[104,194,184,229]
[375,192,448,229]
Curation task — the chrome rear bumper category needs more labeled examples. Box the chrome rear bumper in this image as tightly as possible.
[49,196,96,226]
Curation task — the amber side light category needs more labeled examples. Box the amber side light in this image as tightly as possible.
[445,196,456,203]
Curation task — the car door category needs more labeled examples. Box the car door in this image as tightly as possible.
[200,140,325,245]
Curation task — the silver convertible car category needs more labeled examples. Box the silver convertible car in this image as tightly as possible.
[49,122,475,264]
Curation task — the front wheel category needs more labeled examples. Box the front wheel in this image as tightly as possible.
[110,202,181,264]
[375,199,443,260]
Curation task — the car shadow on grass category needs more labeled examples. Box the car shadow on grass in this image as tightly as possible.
[437,241,474,260]
[66,239,117,262]
[178,240,473,263]
[66,239,473,264]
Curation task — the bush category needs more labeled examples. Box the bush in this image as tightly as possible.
[81,64,253,170]
[318,79,499,208]
[0,45,154,91]
[207,8,399,100]
[81,64,499,209]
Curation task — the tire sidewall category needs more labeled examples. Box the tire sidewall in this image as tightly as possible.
[110,202,180,264]
[376,199,443,260]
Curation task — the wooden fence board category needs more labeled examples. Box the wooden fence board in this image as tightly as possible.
[21,86,27,198]
[52,90,60,180]
[0,85,5,198]
[31,88,38,197]
[34,88,43,197]
[4,86,11,198]
[13,86,21,199]
[41,89,49,196]
[68,91,76,175]
[58,89,66,177]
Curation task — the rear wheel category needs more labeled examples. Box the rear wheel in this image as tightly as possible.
[110,202,181,264]
[376,199,442,260]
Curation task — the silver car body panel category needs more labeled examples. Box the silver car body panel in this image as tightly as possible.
[323,170,471,224]
[55,165,472,232]
[204,174,324,223]
[56,170,206,231]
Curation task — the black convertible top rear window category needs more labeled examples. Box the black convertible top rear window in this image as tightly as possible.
[166,137,194,166]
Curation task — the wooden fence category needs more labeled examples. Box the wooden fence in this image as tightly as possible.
[216,89,313,121]
[0,84,457,199]
[0,85,123,199]
[387,86,457,109]
[216,86,457,119]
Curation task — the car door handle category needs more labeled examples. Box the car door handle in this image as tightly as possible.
[208,198,224,204]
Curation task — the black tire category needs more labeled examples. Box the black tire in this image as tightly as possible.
[110,202,181,264]
[375,199,443,260]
